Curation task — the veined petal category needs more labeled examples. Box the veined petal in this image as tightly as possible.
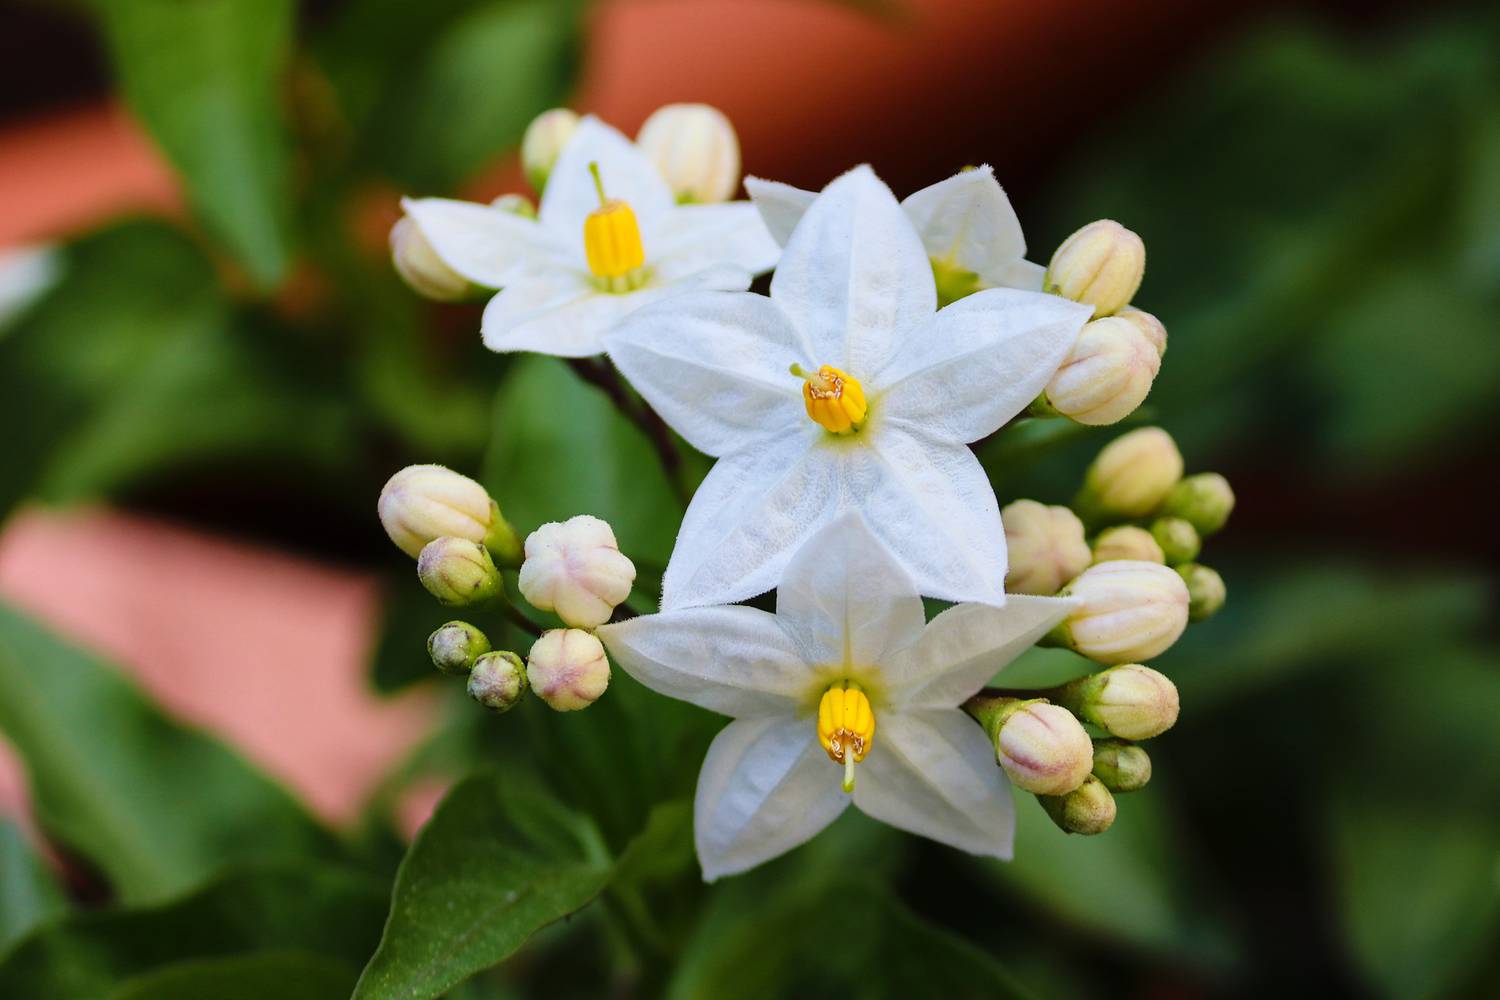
[848,428,1008,606]
[875,288,1091,442]
[770,166,936,378]
[900,166,1028,287]
[853,708,1015,860]
[660,433,835,610]
[744,175,816,247]
[402,197,570,288]
[695,716,848,881]
[651,202,781,277]
[774,511,926,670]
[884,595,1079,709]
[598,606,811,717]
[539,116,676,237]
[607,291,809,456]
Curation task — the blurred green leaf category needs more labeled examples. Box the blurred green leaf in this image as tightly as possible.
[108,950,359,1000]
[89,0,295,287]
[0,601,339,904]
[0,821,66,957]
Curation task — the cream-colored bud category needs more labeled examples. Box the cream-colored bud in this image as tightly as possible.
[1057,664,1180,739]
[1040,774,1116,835]
[1040,316,1160,426]
[518,515,636,628]
[468,651,527,713]
[1161,472,1235,535]
[527,628,610,711]
[389,216,473,302]
[417,537,502,607]
[1078,427,1183,520]
[1091,525,1165,565]
[1091,739,1152,792]
[1150,517,1201,565]
[490,192,537,219]
[1045,220,1145,317]
[1002,500,1092,596]
[991,700,1094,796]
[1117,306,1167,356]
[636,103,741,203]
[1177,562,1227,621]
[521,108,580,193]
[1050,560,1190,664]
[428,620,490,675]
[379,464,495,559]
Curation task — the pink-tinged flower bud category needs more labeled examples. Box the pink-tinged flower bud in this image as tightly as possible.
[1150,516,1201,565]
[378,465,520,562]
[390,216,473,302]
[518,515,636,628]
[1002,500,1092,596]
[521,108,580,192]
[1160,472,1235,536]
[966,696,1093,796]
[417,537,502,607]
[527,629,610,711]
[1117,306,1167,356]
[1049,561,1190,664]
[1056,663,1180,739]
[636,103,741,204]
[1039,316,1160,426]
[1091,739,1151,792]
[1091,525,1165,565]
[467,651,527,713]
[1039,774,1116,835]
[428,620,490,675]
[1045,220,1145,317]
[1077,427,1183,521]
[1176,562,1227,621]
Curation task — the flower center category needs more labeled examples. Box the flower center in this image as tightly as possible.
[817,682,875,793]
[790,363,868,435]
[583,162,647,293]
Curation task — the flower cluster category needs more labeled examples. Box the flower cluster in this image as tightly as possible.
[379,104,1233,876]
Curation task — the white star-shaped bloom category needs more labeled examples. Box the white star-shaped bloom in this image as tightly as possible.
[607,165,1090,610]
[401,117,780,357]
[598,512,1076,880]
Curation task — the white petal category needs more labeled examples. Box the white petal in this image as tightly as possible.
[853,708,1015,860]
[539,116,676,237]
[695,716,848,880]
[402,197,570,288]
[660,433,836,610]
[774,510,926,669]
[606,291,809,456]
[651,202,780,277]
[900,166,1029,287]
[597,606,811,718]
[744,175,816,246]
[992,258,1046,292]
[884,595,1079,709]
[769,165,936,377]
[874,288,1091,442]
[847,429,1008,606]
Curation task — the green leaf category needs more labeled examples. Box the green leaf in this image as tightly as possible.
[0,821,66,957]
[0,601,338,904]
[108,950,359,1000]
[352,772,613,1000]
[0,864,388,999]
[89,0,295,287]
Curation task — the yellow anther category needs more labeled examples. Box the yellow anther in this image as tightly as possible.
[583,162,646,288]
[790,363,868,434]
[817,682,875,793]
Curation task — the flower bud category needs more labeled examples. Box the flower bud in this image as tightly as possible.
[1117,306,1167,356]
[1091,525,1164,565]
[1077,427,1183,521]
[1091,739,1151,792]
[1056,664,1180,740]
[428,620,490,676]
[1176,562,1227,622]
[521,108,580,192]
[417,537,502,607]
[1039,774,1116,835]
[389,216,473,302]
[1038,317,1160,426]
[1160,472,1235,536]
[490,192,537,219]
[1150,516,1201,565]
[1045,220,1145,317]
[1049,561,1190,664]
[636,103,741,204]
[467,650,527,713]
[1002,500,1092,596]
[378,465,520,563]
[527,628,610,711]
[966,696,1093,796]
[518,515,636,628]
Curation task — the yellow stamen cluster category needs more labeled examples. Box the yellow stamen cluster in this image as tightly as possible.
[583,162,646,290]
[818,682,875,792]
[791,363,867,434]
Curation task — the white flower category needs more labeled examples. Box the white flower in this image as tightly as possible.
[518,515,636,629]
[745,163,1045,296]
[607,166,1091,610]
[598,513,1076,879]
[401,116,780,358]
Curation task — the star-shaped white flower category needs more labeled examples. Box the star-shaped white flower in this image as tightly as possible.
[401,116,780,357]
[597,513,1076,880]
[607,165,1090,610]
[746,163,1045,297]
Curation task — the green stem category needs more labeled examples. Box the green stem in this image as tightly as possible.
[565,358,692,508]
